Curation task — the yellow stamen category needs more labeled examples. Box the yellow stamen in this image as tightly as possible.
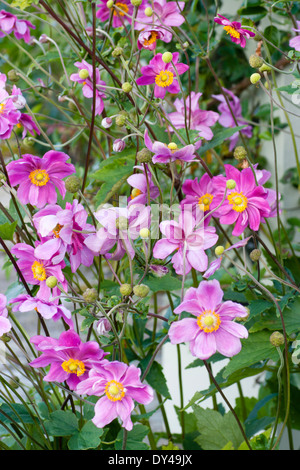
[223,25,241,39]
[29,169,50,187]
[198,193,214,211]
[61,358,86,376]
[155,70,174,88]
[113,2,129,16]
[105,379,125,401]
[143,31,158,46]
[197,309,221,333]
[0,103,6,114]
[227,191,248,212]
[31,261,47,281]
[53,224,63,238]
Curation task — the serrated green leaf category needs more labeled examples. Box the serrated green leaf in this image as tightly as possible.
[44,410,78,437]
[68,421,103,450]
[115,424,149,450]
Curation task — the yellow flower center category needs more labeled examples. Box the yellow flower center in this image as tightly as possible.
[105,379,125,401]
[0,103,6,114]
[114,2,129,16]
[29,169,50,187]
[131,188,142,199]
[227,191,248,212]
[223,25,241,39]
[53,223,63,238]
[31,261,47,281]
[155,70,174,88]
[61,358,86,376]
[143,31,158,46]
[197,310,221,333]
[198,193,214,211]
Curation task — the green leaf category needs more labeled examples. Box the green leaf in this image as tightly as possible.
[44,410,78,437]
[192,406,245,450]
[115,424,149,450]
[0,221,17,241]
[68,421,103,450]
[139,358,171,399]
[143,272,181,293]
[264,25,280,54]
[238,6,268,21]
[197,126,246,156]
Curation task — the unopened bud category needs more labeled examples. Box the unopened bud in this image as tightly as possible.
[7,69,19,83]
[46,276,58,288]
[65,175,81,193]
[249,54,263,69]
[107,0,114,8]
[144,7,153,16]
[101,117,113,128]
[162,52,173,63]
[226,179,236,190]
[250,249,261,262]
[39,34,48,43]
[131,0,143,6]
[270,331,284,347]
[120,283,132,296]
[215,246,225,256]
[259,63,272,73]
[140,228,150,239]
[250,73,261,84]
[133,284,150,298]
[82,287,98,303]
[233,146,247,161]
[112,46,123,58]
[113,139,126,152]
[78,69,90,80]
[122,82,132,93]
[137,148,152,163]
[115,114,126,127]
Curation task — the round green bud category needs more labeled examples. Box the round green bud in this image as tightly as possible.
[259,63,272,73]
[78,69,90,80]
[107,0,114,8]
[133,284,150,298]
[270,331,284,347]
[65,175,81,194]
[46,276,58,288]
[250,73,261,84]
[249,249,261,262]
[131,0,143,5]
[23,137,34,147]
[140,228,150,239]
[144,6,153,16]
[137,147,152,163]
[122,82,132,93]
[226,179,236,190]
[7,69,19,83]
[215,246,225,256]
[162,52,173,64]
[112,46,123,58]
[120,283,132,296]
[82,287,98,303]
[115,114,126,127]
[249,54,263,69]
[233,145,247,161]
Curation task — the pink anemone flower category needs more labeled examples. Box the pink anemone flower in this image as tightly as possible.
[96,0,137,28]
[137,26,172,51]
[144,129,197,164]
[289,21,300,52]
[127,165,159,206]
[152,208,218,275]
[0,9,35,44]
[169,279,249,360]
[135,0,185,33]
[136,52,189,99]
[214,14,255,48]
[0,86,21,140]
[76,361,154,431]
[70,60,106,116]
[6,151,75,209]
[216,164,271,237]
[29,329,109,390]
[0,294,11,337]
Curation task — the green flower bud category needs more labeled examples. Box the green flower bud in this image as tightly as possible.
[133,284,150,298]
[162,52,173,63]
[7,69,19,83]
[46,276,58,288]
[64,175,81,194]
[107,0,114,8]
[112,46,124,58]
[270,331,284,347]
[82,288,98,303]
[233,146,247,161]
[140,228,150,239]
[131,0,142,5]
[249,54,263,69]
[259,63,272,73]
[215,246,225,256]
[144,6,153,16]
[250,249,261,262]
[226,179,236,190]
[120,283,132,296]
[122,82,132,93]
[115,114,127,127]
[136,147,152,163]
[250,73,261,84]
[78,69,90,80]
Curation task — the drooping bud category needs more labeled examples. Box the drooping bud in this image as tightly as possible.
[82,287,98,303]
[96,317,112,336]
[270,331,284,347]
[65,175,81,194]
[137,148,152,163]
[249,54,263,69]
[233,146,247,161]
[149,264,169,278]
[120,283,132,296]
[259,63,272,73]
[113,139,126,152]
[249,249,261,262]
[101,117,113,128]
[133,284,150,298]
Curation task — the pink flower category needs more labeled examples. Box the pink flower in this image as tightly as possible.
[10,242,67,301]
[76,361,153,431]
[289,21,300,51]
[152,208,218,275]
[214,14,255,48]
[135,0,185,33]
[127,165,159,206]
[254,164,281,218]
[211,88,252,151]
[70,60,106,116]
[32,200,95,273]
[0,86,21,140]
[0,294,11,337]
[144,129,197,164]
[169,279,248,360]
[96,0,137,28]
[30,329,108,390]
[167,92,219,141]
[216,164,271,236]
[0,9,35,44]
[137,26,172,51]
[136,52,189,99]
[10,294,73,328]
[6,151,75,208]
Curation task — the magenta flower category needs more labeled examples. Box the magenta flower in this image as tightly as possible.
[0,9,35,44]
[289,21,300,51]
[211,88,252,151]
[70,60,106,116]
[0,294,11,337]
[10,294,73,328]
[76,361,153,431]
[137,26,172,51]
[84,204,151,261]
[214,14,255,48]
[33,200,95,273]
[152,208,218,275]
[127,165,159,206]
[135,0,185,33]
[144,129,197,164]
[10,84,40,139]
[96,0,136,28]
[6,151,75,208]
[136,52,189,99]
[10,242,67,301]
[217,164,271,236]
[169,279,248,360]
[167,92,219,142]
[30,329,108,390]
[180,173,227,221]
[0,86,21,140]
